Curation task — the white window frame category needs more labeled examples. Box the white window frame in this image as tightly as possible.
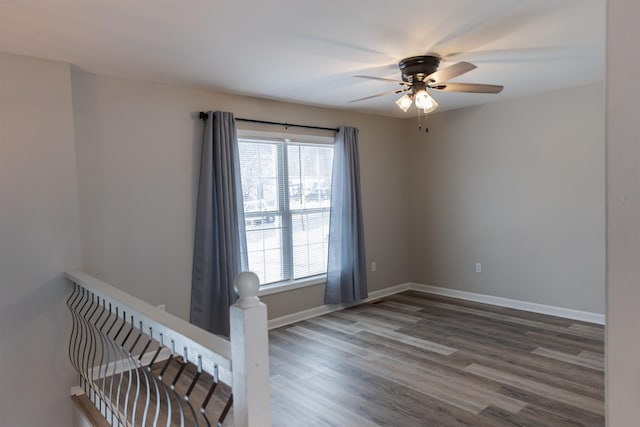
[237,128,335,295]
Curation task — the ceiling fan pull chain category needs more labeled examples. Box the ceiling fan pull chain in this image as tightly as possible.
[416,109,429,133]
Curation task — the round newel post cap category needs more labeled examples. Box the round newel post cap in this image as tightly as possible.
[234,271,260,308]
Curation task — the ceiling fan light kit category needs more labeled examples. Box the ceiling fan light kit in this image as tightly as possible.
[394,89,438,113]
[353,54,503,114]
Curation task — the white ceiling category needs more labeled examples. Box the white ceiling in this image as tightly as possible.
[0,0,605,117]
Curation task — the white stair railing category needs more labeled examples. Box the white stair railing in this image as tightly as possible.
[66,271,271,427]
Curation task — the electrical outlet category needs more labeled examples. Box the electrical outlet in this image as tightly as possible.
[371,262,377,272]
[157,304,166,312]
[475,263,482,273]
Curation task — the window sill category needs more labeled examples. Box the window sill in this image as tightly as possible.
[257,276,326,297]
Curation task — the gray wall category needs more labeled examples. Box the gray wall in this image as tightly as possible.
[0,52,82,426]
[606,0,640,424]
[71,70,412,321]
[408,83,605,314]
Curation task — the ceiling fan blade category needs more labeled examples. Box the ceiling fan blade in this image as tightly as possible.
[430,5,559,58]
[349,88,408,103]
[444,46,591,64]
[430,82,504,94]
[354,75,411,86]
[424,61,477,83]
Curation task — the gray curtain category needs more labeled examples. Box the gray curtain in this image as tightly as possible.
[325,126,368,304]
[190,111,247,336]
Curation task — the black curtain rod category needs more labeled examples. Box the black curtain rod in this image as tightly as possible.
[199,112,338,133]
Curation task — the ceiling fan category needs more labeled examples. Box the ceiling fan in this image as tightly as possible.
[351,54,503,113]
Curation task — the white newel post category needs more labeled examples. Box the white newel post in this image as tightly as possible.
[230,272,272,427]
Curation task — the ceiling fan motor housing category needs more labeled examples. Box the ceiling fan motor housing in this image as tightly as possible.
[399,55,441,84]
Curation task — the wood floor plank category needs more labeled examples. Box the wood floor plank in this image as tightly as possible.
[449,349,604,400]
[358,325,458,355]
[349,354,527,415]
[399,309,542,353]
[373,299,424,312]
[348,304,424,324]
[321,362,499,427]
[269,337,334,381]
[525,330,604,355]
[578,350,605,366]
[497,384,605,426]
[431,302,601,340]
[286,325,377,358]
[306,314,458,356]
[299,319,469,371]
[568,323,605,340]
[271,374,380,427]
[397,291,579,328]
[353,329,470,369]
[464,363,604,416]
[399,319,605,390]
[480,404,585,427]
[305,316,361,334]
[329,309,412,331]
[532,347,605,371]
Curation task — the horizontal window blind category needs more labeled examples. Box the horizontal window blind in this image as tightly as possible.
[238,137,333,286]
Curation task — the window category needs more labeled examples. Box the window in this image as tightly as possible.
[238,133,334,286]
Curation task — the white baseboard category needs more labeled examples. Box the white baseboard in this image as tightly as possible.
[267,281,605,328]
[268,283,409,329]
[408,282,605,325]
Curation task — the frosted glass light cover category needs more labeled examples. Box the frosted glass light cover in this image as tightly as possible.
[395,94,412,112]
[423,95,438,113]
[414,90,433,109]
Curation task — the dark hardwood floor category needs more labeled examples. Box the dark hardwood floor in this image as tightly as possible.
[268,291,604,427]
